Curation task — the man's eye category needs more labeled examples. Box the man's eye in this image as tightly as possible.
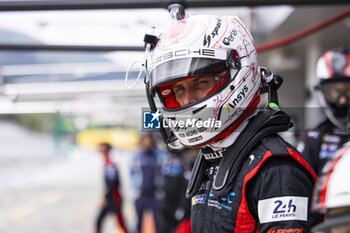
[194,80,210,89]
[174,87,184,95]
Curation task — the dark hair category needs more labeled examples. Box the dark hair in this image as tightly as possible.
[140,132,156,149]
[100,142,112,153]
[141,132,155,142]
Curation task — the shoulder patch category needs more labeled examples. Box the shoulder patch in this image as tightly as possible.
[258,196,308,223]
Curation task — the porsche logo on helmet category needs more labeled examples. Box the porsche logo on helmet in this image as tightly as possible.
[149,48,219,70]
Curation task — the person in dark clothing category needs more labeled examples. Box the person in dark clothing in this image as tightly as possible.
[131,133,165,233]
[159,150,192,233]
[299,49,350,175]
[142,4,319,232]
[95,142,128,233]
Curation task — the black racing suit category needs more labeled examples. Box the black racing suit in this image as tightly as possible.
[190,134,318,233]
[159,154,191,233]
[299,119,350,175]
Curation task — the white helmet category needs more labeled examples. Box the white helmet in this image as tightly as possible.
[316,49,350,130]
[146,7,261,149]
[312,142,350,232]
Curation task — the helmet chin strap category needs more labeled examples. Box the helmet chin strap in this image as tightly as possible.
[259,67,283,110]
[145,81,185,153]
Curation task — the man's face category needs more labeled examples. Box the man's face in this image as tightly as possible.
[172,75,217,107]
[98,144,108,155]
[141,134,154,150]
[328,82,350,108]
[322,81,350,108]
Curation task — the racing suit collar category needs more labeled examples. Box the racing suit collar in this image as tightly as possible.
[209,110,258,150]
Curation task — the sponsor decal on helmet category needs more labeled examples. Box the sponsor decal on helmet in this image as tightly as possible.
[161,89,172,96]
[203,18,223,47]
[150,48,216,70]
[188,136,203,143]
[222,29,238,46]
[228,85,249,109]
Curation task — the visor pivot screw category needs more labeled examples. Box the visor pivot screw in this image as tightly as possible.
[231,50,239,59]
[230,50,241,69]
[230,85,235,90]
[168,3,186,21]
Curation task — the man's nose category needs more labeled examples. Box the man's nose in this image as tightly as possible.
[182,89,198,106]
[338,95,347,105]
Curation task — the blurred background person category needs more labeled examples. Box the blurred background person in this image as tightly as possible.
[159,149,194,233]
[299,48,350,175]
[95,142,128,233]
[131,133,165,233]
[311,142,350,233]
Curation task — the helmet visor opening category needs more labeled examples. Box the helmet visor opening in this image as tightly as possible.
[156,72,229,109]
[320,80,350,105]
[150,57,228,91]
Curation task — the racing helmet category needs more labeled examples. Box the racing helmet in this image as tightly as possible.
[146,9,261,149]
[312,142,350,233]
[316,49,350,130]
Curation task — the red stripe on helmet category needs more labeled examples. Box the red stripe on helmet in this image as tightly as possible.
[345,52,350,76]
[324,51,334,78]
